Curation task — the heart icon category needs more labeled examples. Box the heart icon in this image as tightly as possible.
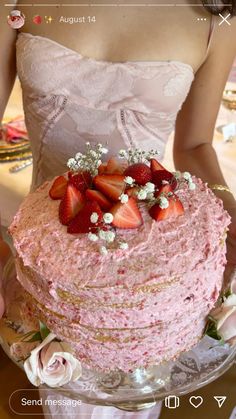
[189,396,203,408]
[33,15,42,25]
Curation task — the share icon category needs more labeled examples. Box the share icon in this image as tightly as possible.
[214,396,227,408]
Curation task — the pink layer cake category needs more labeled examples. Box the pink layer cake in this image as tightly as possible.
[9,151,231,373]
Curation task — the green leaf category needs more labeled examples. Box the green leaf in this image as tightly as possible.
[21,330,40,342]
[25,332,42,343]
[205,320,221,341]
[39,321,51,340]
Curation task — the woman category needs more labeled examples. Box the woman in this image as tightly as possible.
[0,0,236,417]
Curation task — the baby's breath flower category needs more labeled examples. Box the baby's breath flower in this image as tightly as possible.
[183,171,192,181]
[88,233,98,242]
[86,141,90,146]
[89,150,97,158]
[189,182,196,190]
[124,176,135,185]
[98,229,106,240]
[144,182,155,193]
[67,158,78,171]
[101,147,108,154]
[100,246,108,255]
[119,149,128,159]
[103,213,113,224]
[119,193,129,204]
[90,212,99,223]
[173,170,181,179]
[119,242,129,250]
[159,196,169,209]
[105,231,116,243]
[146,192,155,201]
[137,189,147,200]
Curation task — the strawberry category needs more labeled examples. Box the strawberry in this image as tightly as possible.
[125,186,140,201]
[154,183,173,198]
[59,184,85,225]
[124,163,152,186]
[67,201,103,234]
[98,163,108,175]
[110,197,143,229]
[152,170,177,190]
[49,176,68,200]
[106,157,128,174]
[150,158,166,172]
[93,174,126,202]
[149,195,184,221]
[68,171,92,193]
[85,189,112,211]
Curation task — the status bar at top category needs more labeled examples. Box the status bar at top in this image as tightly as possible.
[4,3,233,7]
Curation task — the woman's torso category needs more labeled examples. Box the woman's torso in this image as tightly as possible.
[15,0,214,190]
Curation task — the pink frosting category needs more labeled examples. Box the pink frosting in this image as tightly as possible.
[9,176,231,372]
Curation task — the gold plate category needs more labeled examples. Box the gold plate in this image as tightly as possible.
[0,150,32,163]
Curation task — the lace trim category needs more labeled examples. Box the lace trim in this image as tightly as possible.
[35,95,68,184]
[120,109,135,148]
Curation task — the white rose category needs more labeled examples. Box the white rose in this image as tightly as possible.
[230,274,236,294]
[24,333,82,388]
[210,294,236,343]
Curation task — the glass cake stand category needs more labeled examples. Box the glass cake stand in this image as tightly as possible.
[1,258,236,412]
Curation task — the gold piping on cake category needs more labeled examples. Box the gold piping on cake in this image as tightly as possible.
[25,291,163,332]
[55,278,178,307]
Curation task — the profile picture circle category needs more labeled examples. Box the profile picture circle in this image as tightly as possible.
[7,10,25,29]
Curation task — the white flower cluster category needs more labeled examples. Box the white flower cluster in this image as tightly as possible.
[119,193,129,204]
[173,170,196,191]
[183,171,196,190]
[159,196,169,209]
[118,148,160,165]
[67,142,108,176]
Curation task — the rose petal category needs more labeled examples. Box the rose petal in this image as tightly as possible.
[218,308,236,341]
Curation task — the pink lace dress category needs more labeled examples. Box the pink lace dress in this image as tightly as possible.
[13,16,215,418]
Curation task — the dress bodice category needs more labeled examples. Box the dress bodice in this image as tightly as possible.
[16,32,196,191]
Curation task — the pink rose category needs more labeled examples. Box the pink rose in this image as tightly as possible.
[10,340,39,362]
[24,333,82,387]
[230,272,236,294]
[210,293,236,343]
[7,11,25,30]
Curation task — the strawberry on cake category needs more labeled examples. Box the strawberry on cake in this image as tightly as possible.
[8,144,231,373]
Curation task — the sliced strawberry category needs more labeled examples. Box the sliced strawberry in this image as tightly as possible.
[150,158,166,172]
[149,196,184,221]
[98,163,108,175]
[49,176,68,200]
[67,201,103,234]
[59,184,85,225]
[154,183,173,198]
[93,174,126,202]
[124,163,152,186]
[85,189,112,211]
[68,171,92,193]
[110,197,143,229]
[125,186,140,201]
[152,170,177,190]
[106,157,128,175]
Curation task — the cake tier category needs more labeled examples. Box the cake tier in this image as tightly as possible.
[9,176,230,372]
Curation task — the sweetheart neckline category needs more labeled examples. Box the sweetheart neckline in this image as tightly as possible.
[17,32,195,76]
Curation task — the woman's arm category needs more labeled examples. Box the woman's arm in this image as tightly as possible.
[174,16,236,211]
[0,4,17,311]
[173,16,236,284]
[0,3,17,123]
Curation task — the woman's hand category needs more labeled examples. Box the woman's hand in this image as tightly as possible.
[0,225,12,318]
